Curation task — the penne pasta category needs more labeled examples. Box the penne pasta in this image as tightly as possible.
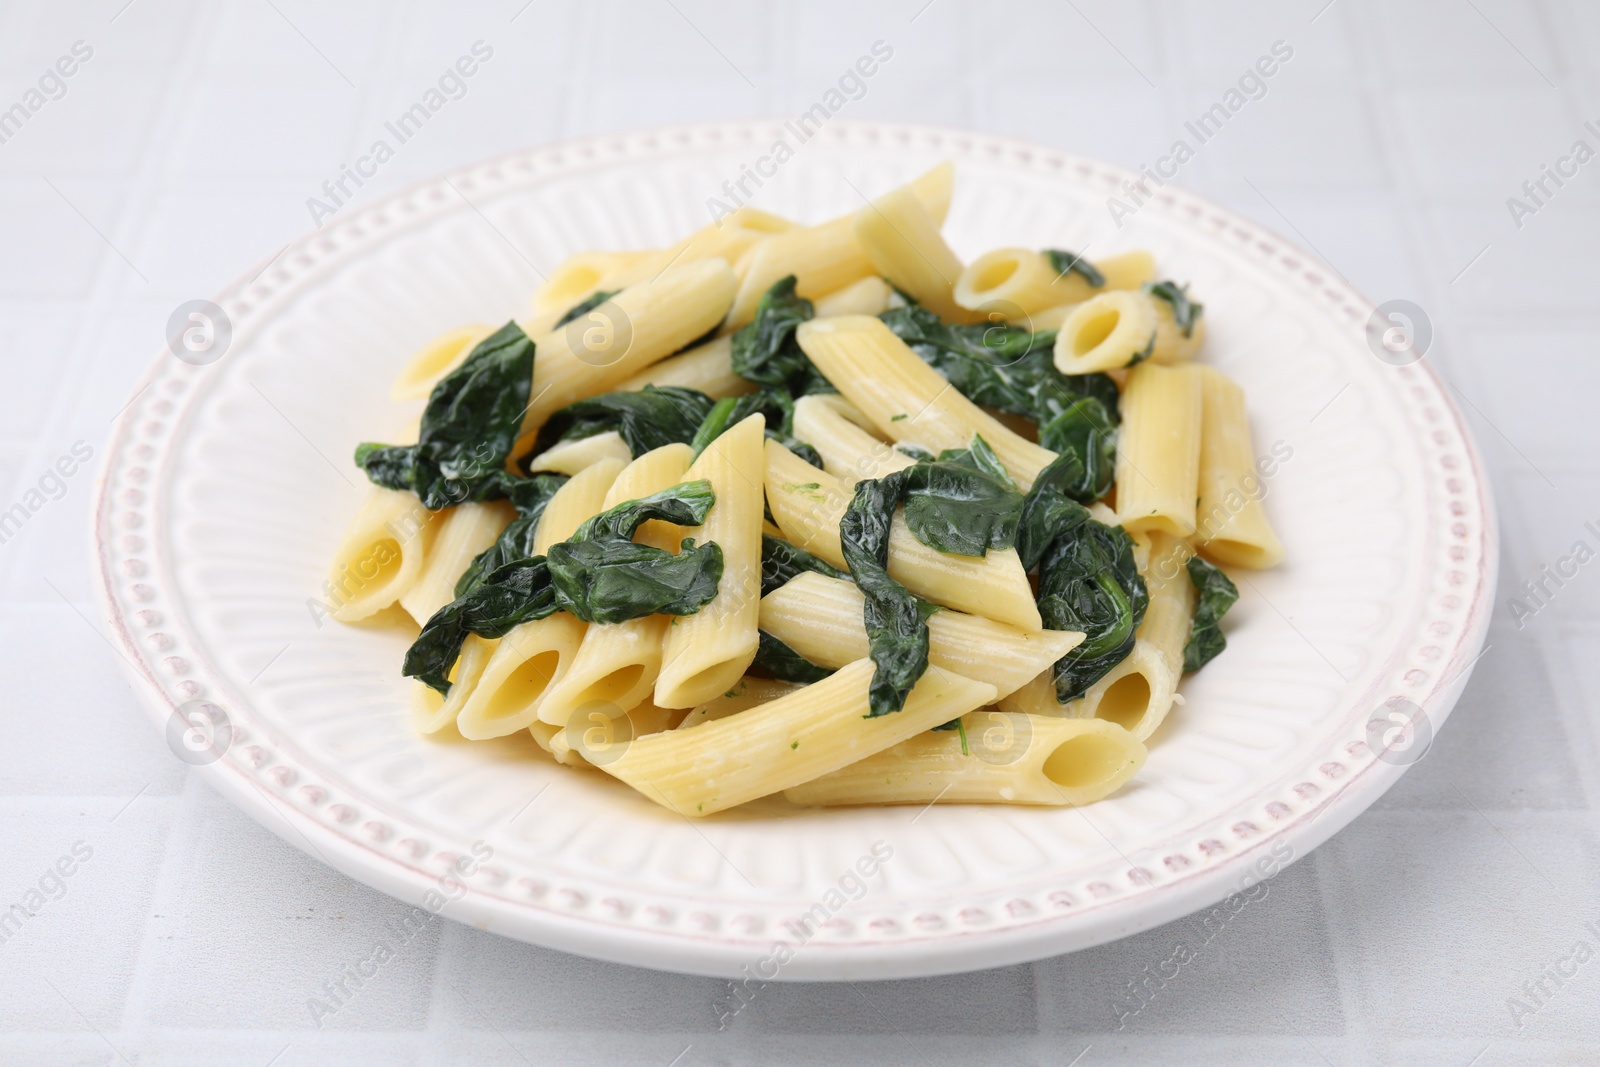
[813,275,893,318]
[603,660,996,816]
[1115,362,1203,537]
[790,393,912,485]
[516,258,738,451]
[327,487,440,622]
[398,500,516,625]
[537,444,695,728]
[1053,290,1158,374]
[784,713,1145,807]
[674,678,804,730]
[453,615,588,739]
[1195,366,1284,568]
[853,185,976,323]
[532,250,658,315]
[524,430,634,474]
[656,414,766,708]
[763,440,1041,630]
[390,324,495,401]
[759,572,1081,699]
[532,456,626,555]
[796,315,1057,489]
[614,335,755,399]
[411,635,498,735]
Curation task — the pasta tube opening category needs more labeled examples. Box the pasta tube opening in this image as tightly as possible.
[1054,291,1157,374]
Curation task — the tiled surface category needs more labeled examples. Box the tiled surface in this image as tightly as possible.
[1,0,1596,1063]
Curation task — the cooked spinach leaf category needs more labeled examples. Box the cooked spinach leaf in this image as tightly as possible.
[533,385,715,460]
[410,481,723,693]
[936,434,1014,489]
[751,630,834,684]
[1036,397,1117,503]
[730,276,829,394]
[1015,454,1095,573]
[760,534,848,596]
[1183,554,1238,673]
[554,289,620,329]
[899,450,1024,558]
[1034,514,1148,702]
[355,321,535,509]
[454,472,569,596]
[1044,249,1106,289]
[546,481,723,624]
[839,471,932,717]
[407,557,559,694]
[1144,280,1203,338]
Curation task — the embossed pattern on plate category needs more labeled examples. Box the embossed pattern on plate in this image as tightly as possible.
[91,121,1495,980]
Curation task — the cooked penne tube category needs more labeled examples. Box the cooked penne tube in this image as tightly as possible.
[854,186,976,323]
[790,393,912,485]
[1195,366,1283,568]
[760,572,1081,699]
[674,677,804,730]
[601,207,799,296]
[1053,290,1158,374]
[764,441,1041,630]
[398,501,516,625]
[614,335,755,399]
[727,170,950,327]
[538,444,695,727]
[603,660,996,816]
[411,635,498,735]
[532,456,626,555]
[517,259,737,449]
[525,431,634,474]
[953,248,1068,319]
[796,316,1057,489]
[1029,303,1078,331]
[390,324,496,401]
[1000,532,1195,741]
[328,487,440,622]
[531,251,658,315]
[1115,362,1203,537]
[656,415,766,708]
[784,713,1145,807]
[1148,292,1206,365]
[813,275,893,318]
[453,615,588,739]
[551,699,682,767]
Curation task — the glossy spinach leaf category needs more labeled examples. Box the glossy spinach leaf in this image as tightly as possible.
[1036,518,1148,702]
[1036,397,1117,503]
[533,385,715,459]
[751,630,834,684]
[899,452,1024,558]
[1183,554,1238,673]
[355,320,535,509]
[760,534,848,596]
[407,557,560,694]
[730,275,828,394]
[546,480,724,624]
[935,433,1013,489]
[839,470,932,717]
[1044,249,1106,289]
[454,472,569,597]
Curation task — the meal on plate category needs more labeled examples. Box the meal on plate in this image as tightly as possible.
[324,162,1283,816]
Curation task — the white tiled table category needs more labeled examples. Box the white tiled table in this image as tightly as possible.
[2,1,1597,1063]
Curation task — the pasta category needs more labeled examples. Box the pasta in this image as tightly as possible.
[785,714,1146,807]
[329,161,1279,816]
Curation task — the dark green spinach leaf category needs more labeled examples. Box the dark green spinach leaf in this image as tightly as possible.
[1144,280,1203,338]
[1035,518,1148,702]
[1183,554,1238,673]
[554,289,621,329]
[839,470,932,717]
[533,385,715,460]
[1044,249,1106,289]
[760,534,848,596]
[751,630,834,684]
[454,472,569,597]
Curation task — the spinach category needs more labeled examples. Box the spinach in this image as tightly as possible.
[1144,280,1203,338]
[356,321,536,509]
[879,304,1119,432]
[554,289,620,329]
[936,434,1013,488]
[899,450,1024,558]
[1036,397,1117,503]
[454,472,569,597]
[1044,249,1106,289]
[1183,554,1238,673]
[760,534,848,596]
[1035,517,1148,702]
[545,481,723,624]
[839,471,939,717]
[751,630,834,684]
[533,385,715,460]
[408,481,723,694]
[406,557,559,694]
[730,276,830,395]
[1015,454,1095,572]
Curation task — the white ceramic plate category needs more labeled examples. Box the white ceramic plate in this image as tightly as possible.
[92,121,1495,980]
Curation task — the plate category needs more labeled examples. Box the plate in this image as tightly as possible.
[91,120,1495,980]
